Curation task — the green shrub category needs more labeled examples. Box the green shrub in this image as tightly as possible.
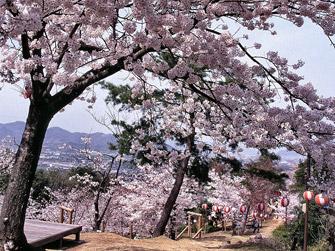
[272,224,291,250]
[177,224,187,233]
[310,239,329,251]
[288,202,326,249]
[204,222,221,233]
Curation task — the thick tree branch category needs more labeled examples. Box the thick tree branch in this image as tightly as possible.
[50,47,150,113]
[21,34,30,59]
[56,23,81,68]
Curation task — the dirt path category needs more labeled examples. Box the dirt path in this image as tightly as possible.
[63,219,282,251]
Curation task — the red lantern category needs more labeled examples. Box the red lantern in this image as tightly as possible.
[223,206,231,214]
[23,86,32,99]
[212,205,219,212]
[218,205,223,212]
[240,205,247,214]
[303,191,314,201]
[252,211,257,218]
[281,197,290,207]
[274,191,282,197]
[202,203,208,210]
[315,193,329,206]
[257,202,265,211]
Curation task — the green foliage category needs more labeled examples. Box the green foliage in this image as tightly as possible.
[287,155,334,249]
[109,120,135,154]
[101,81,212,183]
[31,170,52,203]
[291,157,331,194]
[187,156,210,183]
[204,223,221,233]
[101,81,165,110]
[272,225,291,250]
[259,148,280,161]
[289,202,326,248]
[101,83,134,108]
[291,160,308,193]
[246,167,288,186]
[243,152,288,189]
[30,166,108,205]
[68,165,97,179]
[31,169,75,204]
[159,51,178,68]
[215,155,243,174]
[310,239,329,251]
[30,164,117,207]
[69,166,113,193]
[272,205,329,250]
[177,224,187,234]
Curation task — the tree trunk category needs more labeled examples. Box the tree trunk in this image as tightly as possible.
[241,205,250,234]
[153,113,195,237]
[0,103,53,250]
[93,192,101,231]
[93,158,119,231]
[93,196,112,231]
[152,158,189,237]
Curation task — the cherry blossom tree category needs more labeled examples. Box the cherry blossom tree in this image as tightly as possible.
[58,138,125,231]
[23,152,201,237]
[205,169,246,212]
[1,1,335,249]
[108,164,201,237]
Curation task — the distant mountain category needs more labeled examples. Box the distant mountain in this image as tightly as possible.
[0,121,302,171]
[0,121,115,152]
[275,148,303,162]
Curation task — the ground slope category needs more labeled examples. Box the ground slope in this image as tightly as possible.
[64,219,282,251]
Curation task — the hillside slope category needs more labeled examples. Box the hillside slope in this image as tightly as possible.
[63,219,282,251]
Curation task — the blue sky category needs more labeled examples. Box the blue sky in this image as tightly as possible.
[0,19,334,133]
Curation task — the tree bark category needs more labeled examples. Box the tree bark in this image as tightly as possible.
[152,157,189,237]
[0,103,53,250]
[93,191,102,231]
[93,196,112,231]
[152,113,195,237]
[93,158,120,231]
[241,205,250,234]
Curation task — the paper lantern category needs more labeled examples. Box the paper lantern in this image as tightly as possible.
[201,203,208,210]
[212,205,219,212]
[240,205,247,214]
[223,206,231,214]
[252,211,257,218]
[257,202,265,211]
[303,191,314,201]
[274,191,282,197]
[315,193,329,206]
[281,197,290,207]
[218,205,223,212]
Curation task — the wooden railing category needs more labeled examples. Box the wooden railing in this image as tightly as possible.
[176,211,203,240]
[59,206,74,224]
